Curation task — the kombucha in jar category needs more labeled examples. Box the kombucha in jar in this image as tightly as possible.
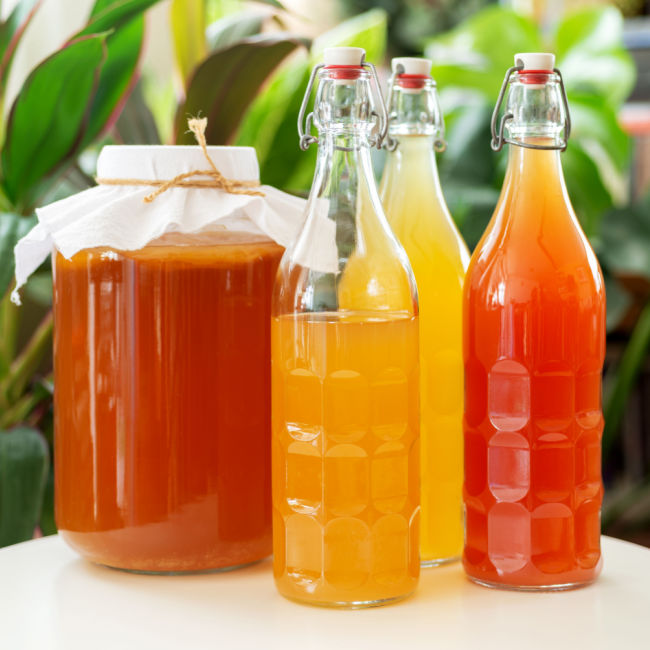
[54,231,283,573]
[463,53,605,590]
[380,57,470,566]
[272,47,421,608]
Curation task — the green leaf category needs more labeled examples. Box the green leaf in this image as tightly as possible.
[561,142,614,237]
[438,99,495,186]
[425,7,542,102]
[599,194,650,279]
[0,213,36,298]
[78,0,160,34]
[0,0,43,96]
[236,56,310,187]
[114,79,161,144]
[171,0,207,87]
[2,310,52,405]
[555,6,635,109]
[1,34,107,208]
[77,0,162,148]
[206,12,265,51]
[0,426,48,547]
[568,93,630,173]
[237,9,388,192]
[175,34,303,145]
[81,17,145,149]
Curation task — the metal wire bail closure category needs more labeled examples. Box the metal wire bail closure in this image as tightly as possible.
[490,64,572,152]
[297,55,389,151]
[385,63,447,153]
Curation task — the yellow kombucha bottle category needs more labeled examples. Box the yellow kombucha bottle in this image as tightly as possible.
[380,57,469,566]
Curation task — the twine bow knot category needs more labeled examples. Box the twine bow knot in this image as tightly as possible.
[96,116,264,202]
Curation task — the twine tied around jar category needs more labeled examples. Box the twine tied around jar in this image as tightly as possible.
[96,117,265,202]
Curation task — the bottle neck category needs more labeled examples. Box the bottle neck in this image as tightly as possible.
[500,71,569,150]
[310,131,376,201]
[505,142,565,193]
[497,142,575,231]
[383,134,442,194]
[387,79,444,143]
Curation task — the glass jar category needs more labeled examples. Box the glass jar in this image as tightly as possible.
[53,229,283,573]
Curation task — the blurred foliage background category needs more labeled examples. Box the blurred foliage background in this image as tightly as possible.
[0,0,648,547]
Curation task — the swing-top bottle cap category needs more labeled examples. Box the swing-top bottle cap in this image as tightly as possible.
[323,47,365,66]
[391,57,432,76]
[514,52,555,72]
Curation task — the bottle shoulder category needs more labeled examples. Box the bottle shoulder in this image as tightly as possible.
[383,188,470,269]
[465,233,605,311]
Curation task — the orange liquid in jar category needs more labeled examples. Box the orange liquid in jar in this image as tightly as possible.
[463,146,605,589]
[53,236,283,572]
[272,312,420,605]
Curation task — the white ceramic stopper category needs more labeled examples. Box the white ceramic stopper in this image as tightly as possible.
[391,57,432,76]
[323,47,365,66]
[514,52,555,71]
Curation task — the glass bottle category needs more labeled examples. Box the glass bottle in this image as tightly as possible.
[272,47,420,607]
[463,53,605,590]
[380,57,470,567]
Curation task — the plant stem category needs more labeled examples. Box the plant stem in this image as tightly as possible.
[0,290,20,375]
[603,300,650,456]
[1,311,53,404]
[0,389,47,430]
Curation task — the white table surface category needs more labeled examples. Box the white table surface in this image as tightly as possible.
[0,535,648,650]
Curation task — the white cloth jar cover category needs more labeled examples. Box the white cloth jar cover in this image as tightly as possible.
[12,145,307,304]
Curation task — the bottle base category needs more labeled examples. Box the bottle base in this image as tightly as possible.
[467,575,597,592]
[421,555,460,569]
[278,590,415,610]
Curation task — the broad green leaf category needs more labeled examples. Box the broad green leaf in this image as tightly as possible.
[237,9,388,192]
[1,34,107,208]
[569,93,630,173]
[0,426,48,547]
[0,213,36,298]
[171,0,207,87]
[599,194,650,280]
[175,34,303,145]
[438,98,495,186]
[236,56,310,187]
[425,7,542,102]
[0,0,43,95]
[555,7,635,108]
[562,142,614,237]
[78,0,160,35]
[115,79,161,144]
[81,16,145,148]
[77,0,162,148]
[206,12,265,51]
[567,93,631,207]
